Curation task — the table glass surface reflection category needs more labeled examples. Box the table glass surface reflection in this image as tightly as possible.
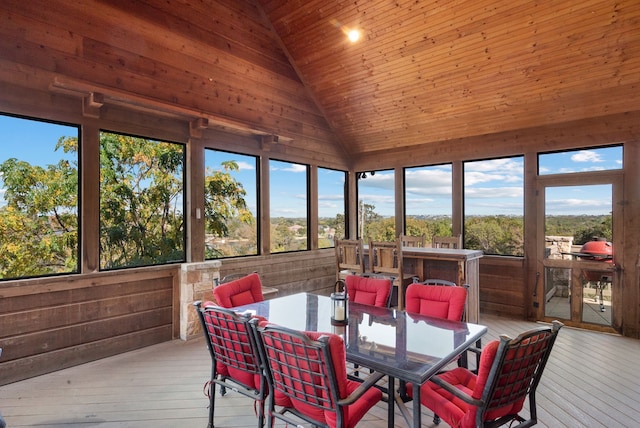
[234,292,486,384]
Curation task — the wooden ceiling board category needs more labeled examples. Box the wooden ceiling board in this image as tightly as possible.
[256,0,640,155]
[1,0,638,160]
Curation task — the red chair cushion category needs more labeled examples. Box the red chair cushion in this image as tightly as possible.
[413,340,526,428]
[213,273,265,308]
[324,377,383,428]
[267,329,382,428]
[200,302,270,392]
[345,275,392,307]
[405,283,467,321]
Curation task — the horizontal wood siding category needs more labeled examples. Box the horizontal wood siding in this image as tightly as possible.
[217,249,337,297]
[479,256,527,318]
[0,267,177,386]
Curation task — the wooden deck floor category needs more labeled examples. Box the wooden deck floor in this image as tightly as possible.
[2,313,640,427]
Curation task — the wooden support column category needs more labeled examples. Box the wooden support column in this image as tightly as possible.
[395,167,404,237]
[187,122,206,262]
[347,170,357,239]
[309,165,318,250]
[452,160,463,236]
[80,123,100,273]
[259,135,276,255]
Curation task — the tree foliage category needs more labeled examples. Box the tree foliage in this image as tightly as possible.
[0,136,78,277]
[270,217,307,253]
[0,131,250,278]
[204,160,255,258]
[545,215,612,244]
[465,216,524,256]
[99,132,186,268]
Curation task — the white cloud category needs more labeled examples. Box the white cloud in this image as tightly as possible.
[571,150,603,163]
[284,164,307,173]
[359,172,394,190]
[319,193,345,202]
[465,187,523,199]
[236,161,255,171]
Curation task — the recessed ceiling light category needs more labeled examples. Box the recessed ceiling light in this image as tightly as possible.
[347,29,361,43]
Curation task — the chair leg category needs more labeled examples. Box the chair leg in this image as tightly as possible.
[206,381,215,428]
[218,375,227,396]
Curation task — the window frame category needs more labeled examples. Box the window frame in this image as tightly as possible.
[269,158,310,253]
[463,155,525,257]
[317,166,347,248]
[204,148,260,259]
[0,112,81,280]
[98,129,186,270]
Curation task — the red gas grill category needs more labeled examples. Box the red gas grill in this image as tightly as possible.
[575,239,613,312]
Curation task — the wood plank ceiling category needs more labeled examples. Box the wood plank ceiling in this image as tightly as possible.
[257,0,640,156]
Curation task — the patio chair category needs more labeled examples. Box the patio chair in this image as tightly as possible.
[432,234,463,249]
[343,273,393,308]
[334,238,365,280]
[193,301,269,428]
[413,277,458,287]
[213,272,264,308]
[369,238,414,309]
[255,323,385,428]
[405,281,467,322]
[406,280,478,369]
[342,273,393,379]
[408,320,563,428]
[400,233,426,247]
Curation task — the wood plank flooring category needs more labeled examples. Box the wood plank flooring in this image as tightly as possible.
[2,313,640,427]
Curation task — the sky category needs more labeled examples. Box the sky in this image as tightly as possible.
[0,113,623,218]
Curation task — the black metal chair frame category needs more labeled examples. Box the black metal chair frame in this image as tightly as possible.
[429,320,563,428]
[193,301,267,428]
[254,323,384,428]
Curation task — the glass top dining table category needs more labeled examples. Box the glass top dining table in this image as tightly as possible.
[233,292,488,428]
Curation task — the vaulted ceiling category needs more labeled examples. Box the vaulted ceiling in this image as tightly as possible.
[257,0,640,156]
[1,0,638,161]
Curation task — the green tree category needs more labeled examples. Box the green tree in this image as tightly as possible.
[465,216,524,256]
[573,215,612,244]
[204,160,254,258]
[406,216,453,240]
[270,218,307,252]
[0,132,252,276]
[0,136,79,278]
[99,133,185,268]
[365,217,396,242]
[358,200,383,240]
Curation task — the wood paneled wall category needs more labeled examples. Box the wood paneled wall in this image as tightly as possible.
[0,267,178,386]
[0,0,347,167]
[218,249,337,297]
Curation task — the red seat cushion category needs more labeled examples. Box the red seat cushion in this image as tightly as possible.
[267,330,382,428]
[213,273,265,308]
[345,275,391,307]
[405,283,467,321]
[410,340,526,428]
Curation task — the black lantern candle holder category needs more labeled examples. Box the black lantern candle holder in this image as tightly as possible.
[331,291,348,325]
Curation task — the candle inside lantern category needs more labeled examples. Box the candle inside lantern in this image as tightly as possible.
[331,291,348,325]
